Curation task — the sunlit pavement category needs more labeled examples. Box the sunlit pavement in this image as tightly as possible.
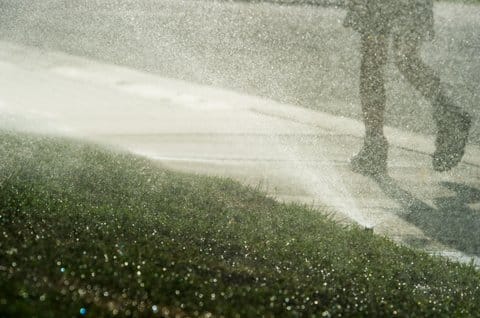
[2,1,480,143]
[1,41,479,266]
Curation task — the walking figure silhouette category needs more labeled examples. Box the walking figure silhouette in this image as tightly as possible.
[344,0,471,176]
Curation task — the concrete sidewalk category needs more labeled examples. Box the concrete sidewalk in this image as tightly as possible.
[1,41,479,265]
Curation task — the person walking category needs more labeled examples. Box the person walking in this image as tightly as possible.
[344,0,471,176]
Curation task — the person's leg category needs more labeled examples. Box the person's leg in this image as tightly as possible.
[393,35,442,102]
[360,33,388,138]
[351,33,389,176]
[393,36,471,171]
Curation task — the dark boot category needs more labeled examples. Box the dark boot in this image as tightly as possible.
[433,106,471,172]
[351,135,389,177]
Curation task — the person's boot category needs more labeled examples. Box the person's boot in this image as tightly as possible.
[351,135,389,177]
[433,106,471,172]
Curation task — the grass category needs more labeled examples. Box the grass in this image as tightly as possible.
[1,131,480,317]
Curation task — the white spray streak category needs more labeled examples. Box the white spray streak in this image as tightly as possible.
[269,134,374,228]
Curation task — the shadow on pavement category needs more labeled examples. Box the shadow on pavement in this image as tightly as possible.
[375,176,480,257]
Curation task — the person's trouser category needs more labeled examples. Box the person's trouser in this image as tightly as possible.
[359,32,450,138]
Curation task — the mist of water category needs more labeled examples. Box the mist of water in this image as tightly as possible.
[2,0,480,271]
[268,132,373,228]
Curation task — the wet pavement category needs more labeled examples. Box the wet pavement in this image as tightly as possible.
[1,41,479,265]
[1,0,479,143]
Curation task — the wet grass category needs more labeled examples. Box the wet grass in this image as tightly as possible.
[1,131,480,317]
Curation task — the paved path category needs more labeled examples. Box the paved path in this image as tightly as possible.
[2,0,480,143]
[1,41,479,265]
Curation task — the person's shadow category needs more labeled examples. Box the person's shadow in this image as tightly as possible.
[375,176,480,257]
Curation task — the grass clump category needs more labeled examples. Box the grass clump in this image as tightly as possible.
[1,131,479,317]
